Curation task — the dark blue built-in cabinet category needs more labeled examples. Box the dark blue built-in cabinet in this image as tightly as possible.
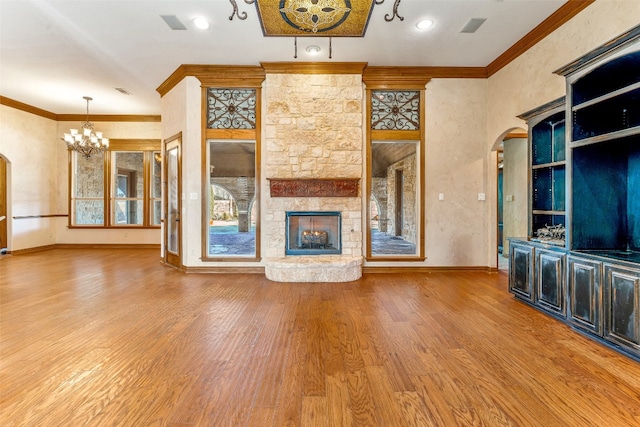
[509,25,640,361]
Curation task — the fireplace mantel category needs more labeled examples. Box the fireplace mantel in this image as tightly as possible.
[268,178,359,197]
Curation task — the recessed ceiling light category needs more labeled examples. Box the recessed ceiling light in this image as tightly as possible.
[306,45,321,54]
[416,19,434,31]
[193,17,210,30]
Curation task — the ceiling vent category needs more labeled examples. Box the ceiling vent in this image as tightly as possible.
[160,15,187,30]
[115,88,132,95]
[461,18,487,33]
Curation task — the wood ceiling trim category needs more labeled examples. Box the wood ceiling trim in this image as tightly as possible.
[1,96,160,122]
[157,65,266,96]
[364,66,486,87]
[261,62,368,75]
[1,96,57,120]
[486,0,595,77]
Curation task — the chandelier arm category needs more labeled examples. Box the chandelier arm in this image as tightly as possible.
[384,0,404,22]
[62,95,108,159]
[375,0,384,4]
[229,0,248,20]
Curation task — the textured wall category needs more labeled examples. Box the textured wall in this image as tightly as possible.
[502,138,528,256]
[424,78,489,266]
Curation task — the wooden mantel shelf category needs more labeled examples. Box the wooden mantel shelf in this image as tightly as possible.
[268,178,359,198]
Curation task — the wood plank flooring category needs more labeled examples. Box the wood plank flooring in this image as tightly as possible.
[1,248,639,426]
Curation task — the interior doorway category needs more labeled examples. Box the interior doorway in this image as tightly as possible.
[493,130,528,273]
[164,135,182,269]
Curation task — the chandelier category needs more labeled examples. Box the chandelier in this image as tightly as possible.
[63,96,109,159]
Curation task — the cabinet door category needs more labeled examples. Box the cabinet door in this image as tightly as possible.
[604,264,640,355]
[510,243,534,302]
[535,249,565,317]
[567,256,602,335]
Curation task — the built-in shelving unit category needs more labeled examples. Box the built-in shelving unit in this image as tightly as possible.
[518,98,566,241]
[509,24,640,362]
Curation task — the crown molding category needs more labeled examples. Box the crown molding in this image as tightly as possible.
[1,96,160,122]
[157,64,266,96]
[261,62,368,75]
[1,96,57,120]
[487,0,595,77]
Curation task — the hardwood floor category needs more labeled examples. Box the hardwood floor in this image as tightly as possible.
[1,248,639,426]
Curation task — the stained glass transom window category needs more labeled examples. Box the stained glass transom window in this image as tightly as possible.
[207,88,256,129]
[371,90,420,130]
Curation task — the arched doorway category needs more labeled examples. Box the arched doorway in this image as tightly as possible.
[491,128,528,272]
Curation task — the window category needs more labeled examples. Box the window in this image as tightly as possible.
[366,88,426,260]
[69,140,161,228]
[202,86,261,260]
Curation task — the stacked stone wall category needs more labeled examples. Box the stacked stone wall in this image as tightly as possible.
[263,74,364,257]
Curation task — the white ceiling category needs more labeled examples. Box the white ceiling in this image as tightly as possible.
[0,0,567,115]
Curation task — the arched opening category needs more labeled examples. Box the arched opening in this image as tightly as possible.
[491,128,528,272]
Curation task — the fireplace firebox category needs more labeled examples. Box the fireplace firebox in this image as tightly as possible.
[286,211,341,255]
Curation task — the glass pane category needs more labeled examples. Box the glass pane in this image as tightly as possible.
[114,152,144,198]
[370,141,418,256]
[152,151,162,198]
[114,200,143,225]
[207,140,256,257]
[371,91,420,130]
[74,152,104,198]
[207,89,256,129]
[74,199,104,225]
[153,199,162,225]
[167,147,179,254]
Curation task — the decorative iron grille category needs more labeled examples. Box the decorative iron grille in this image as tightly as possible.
[207,88,256,129]
[371,90,420,130]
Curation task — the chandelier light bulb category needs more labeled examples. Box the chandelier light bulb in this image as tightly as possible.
[62,96,109,158]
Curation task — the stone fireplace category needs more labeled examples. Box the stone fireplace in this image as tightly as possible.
[286,211,341,255]
[262,71,365,282]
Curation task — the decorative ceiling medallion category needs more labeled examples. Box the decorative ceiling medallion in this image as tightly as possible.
[280,0,351,34]
[254,0,375,37]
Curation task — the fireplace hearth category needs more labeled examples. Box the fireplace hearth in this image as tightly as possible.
[286,211,341,255]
